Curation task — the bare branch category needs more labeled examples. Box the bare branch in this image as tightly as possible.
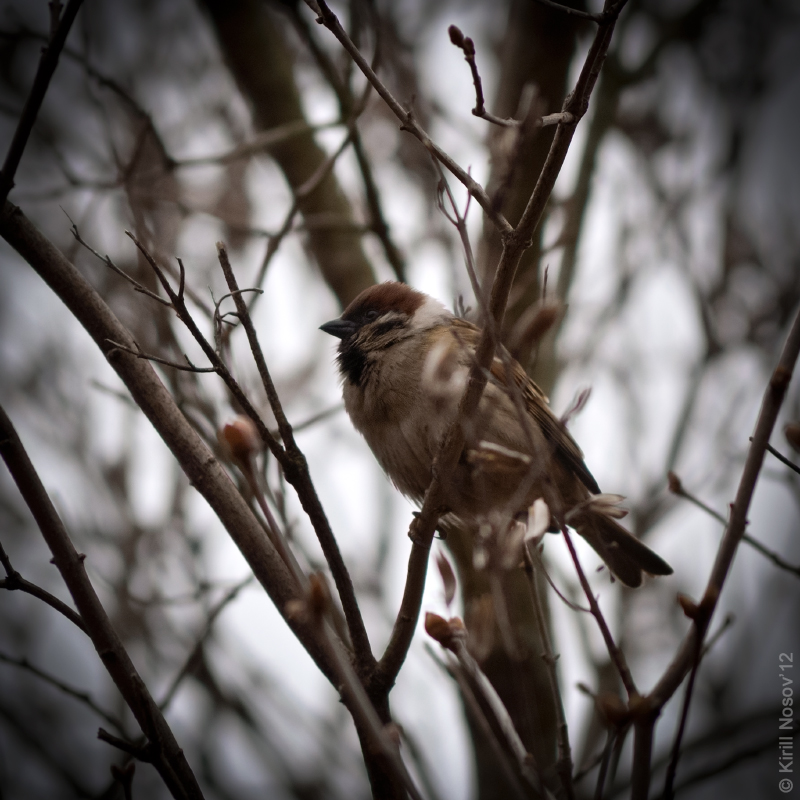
[373,0,629,695]
[0,650,125,732]
[0,401,204,800]
[531,0,607,23]
[764,441,800,476]
[636,305,800,799]
[0,0,85,204]
[105,340,218,373]
[0,539,87,632]
[0,200,343,699]
[307,0,512,235]
[425,616,555,797]
[216,243,374,674]
[69,220,172,307]
[560,524,638,698]
[159,577,253,712]
[523,546,575,800]
[668,472,800,577]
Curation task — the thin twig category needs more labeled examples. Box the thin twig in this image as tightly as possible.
[281,404,343,435]
[593,729,621,800]
[671,727,800,795]
[448,25,578,133]
[669,472,800,577]
[1,200,346,720]
[0,0,85,204]
[448,660,532,800]
[287,8,406,280]
[433,624,555,798]
[637,305,800,800]
[216,243,374,673]
[523,545,575,800]
[560,524,638,698]
[662,633,701,800]
[124,229,286,463]
[304,580,426,800]
[0,650,125,732]
[448,26,515,128]
[174,120,338,166]
[69,220,172,307]
[0,539,87,632]
[248,94,370,308]
[763,441,800,476]
[98,729,154,762]
[372,0,629,695]
[105,340,218,373]
[308,0,512,235]
[159,577,253,712]
[530,540,592,613]
[531,0,607,23]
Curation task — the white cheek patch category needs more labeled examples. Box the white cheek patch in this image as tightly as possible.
[411,295,451,330]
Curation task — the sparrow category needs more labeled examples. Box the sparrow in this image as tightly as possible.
[321,281,672,587]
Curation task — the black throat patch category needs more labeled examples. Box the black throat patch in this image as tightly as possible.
[337,338,369,387]
[337,318,407,387]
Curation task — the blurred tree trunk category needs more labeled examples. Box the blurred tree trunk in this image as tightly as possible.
[480,0,583,393]
[451,2,585,797]
[200,0,375,306]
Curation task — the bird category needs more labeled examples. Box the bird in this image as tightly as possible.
[320,281,672,587]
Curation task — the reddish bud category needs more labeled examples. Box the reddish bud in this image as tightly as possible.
[677,593,698,619]
[308,572,331,618]
[425,612,466,649]
[425,612,452,645]
[219,416,261,463]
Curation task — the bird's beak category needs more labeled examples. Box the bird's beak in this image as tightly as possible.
[320,318,357,340]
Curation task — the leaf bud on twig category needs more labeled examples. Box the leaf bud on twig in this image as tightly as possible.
[219,415,261,464]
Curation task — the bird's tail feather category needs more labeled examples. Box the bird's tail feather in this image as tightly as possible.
[573,510,673,588]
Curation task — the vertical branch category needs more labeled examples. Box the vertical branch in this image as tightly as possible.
[524,546,575,800]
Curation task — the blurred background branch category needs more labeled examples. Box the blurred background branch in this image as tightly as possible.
[0,0,799,798]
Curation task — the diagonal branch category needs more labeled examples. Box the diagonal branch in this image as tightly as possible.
[0,402,203,800]
[631,305,800,800]
[0,650,125,733]
[307,0,512,235]
[0,0,85,204]
[0,200,340,691]
[372,0,630,694]
[0,539,87,632]
[216,243,374,674]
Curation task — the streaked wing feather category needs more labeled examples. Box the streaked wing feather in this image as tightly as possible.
[447,317,601,494]
[490,344,602,496]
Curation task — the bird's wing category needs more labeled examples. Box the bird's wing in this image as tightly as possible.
[495,355,601,495]
[448,318,601,495]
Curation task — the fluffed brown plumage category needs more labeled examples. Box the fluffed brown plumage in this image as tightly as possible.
[321,282,672,587]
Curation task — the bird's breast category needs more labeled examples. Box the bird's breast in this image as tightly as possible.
[341,339,457,502]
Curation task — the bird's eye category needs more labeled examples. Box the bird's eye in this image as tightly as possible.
[365,310,380,322]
